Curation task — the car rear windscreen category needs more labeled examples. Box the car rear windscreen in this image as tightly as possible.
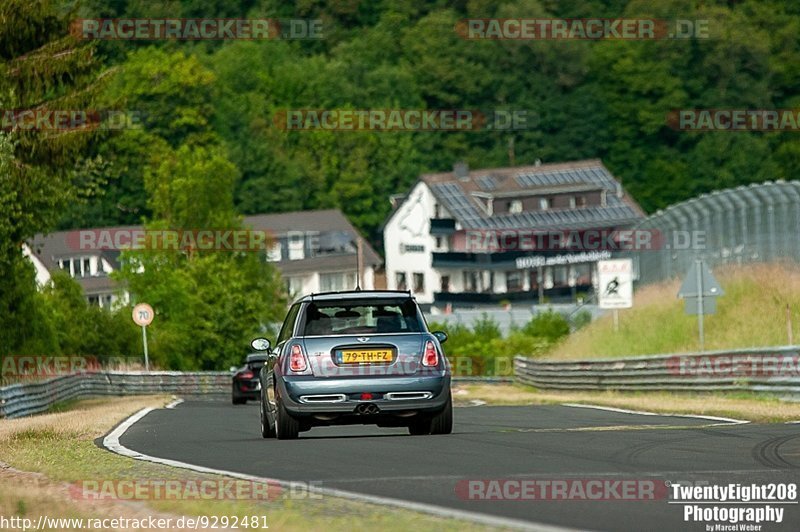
[303,299,422,335]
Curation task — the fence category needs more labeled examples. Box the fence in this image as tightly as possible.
[0,371,229,419]
[0,372,509,419]
[632,180,800,285]
[514,346,800,394]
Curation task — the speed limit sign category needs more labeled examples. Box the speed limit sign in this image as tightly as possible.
[132,303,154,371]
[132,303,154,326]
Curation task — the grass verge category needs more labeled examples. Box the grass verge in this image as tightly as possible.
[454,383,800,423]
[0,396,494,532]
[546,263,800,359]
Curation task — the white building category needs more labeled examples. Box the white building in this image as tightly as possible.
[25,209,379,306]
[383,160,645,306]
[246,209,379,298]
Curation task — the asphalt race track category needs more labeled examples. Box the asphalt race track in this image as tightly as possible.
[116,401,800,531]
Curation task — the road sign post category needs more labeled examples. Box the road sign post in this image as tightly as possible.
[678,260,723,352]
[597,259,633,332]
[696,259,704,350]
[132,303,154,371]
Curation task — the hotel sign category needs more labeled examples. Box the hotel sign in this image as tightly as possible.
[515,250,612,269]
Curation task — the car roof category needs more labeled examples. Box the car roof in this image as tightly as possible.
[293,290,414,304]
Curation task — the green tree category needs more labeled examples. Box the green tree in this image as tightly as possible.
[118,142,286,370]
[0,0,108,355]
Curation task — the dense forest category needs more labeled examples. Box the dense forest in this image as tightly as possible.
[2,0,799,366]
[60,0,800,240]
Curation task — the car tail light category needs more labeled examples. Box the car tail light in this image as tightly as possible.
[239,370,254,379]
[422,340,438,367]
[289,344,307,372]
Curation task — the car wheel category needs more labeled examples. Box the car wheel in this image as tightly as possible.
[429,392,453,435]
[275,396,300,440]
[407,418,431,435]
[260,392,276,438]
[232,384,246,405]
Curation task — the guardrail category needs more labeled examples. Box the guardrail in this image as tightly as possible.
[514,346,800,394]
[0,371,229,419]
[0,372,511,419]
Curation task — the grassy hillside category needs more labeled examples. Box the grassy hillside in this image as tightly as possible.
[547,263,800,360]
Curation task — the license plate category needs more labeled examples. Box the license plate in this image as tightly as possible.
[341,349,392,364]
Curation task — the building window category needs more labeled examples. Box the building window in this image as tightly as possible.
[83,257,91,277]
[508,200,523,214]
[288,232,304,261]
[569,196,576,209]
[440,275,450,293]
[285,276,304,297]
[402,243,425,253]
[577,196,587,208]
[266,242,281,262]
[435,236,442,249]
[539,197,551,210]
[320,272,357,292]
[395,272,407,291]
[463,271,480,292]
[506,271,522,292]
[574,264,591,285]
[553,266,568,287]
[413,273,425,294]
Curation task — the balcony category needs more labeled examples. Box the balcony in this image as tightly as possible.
[431,250,527,269]
[434,283,592,306]
[429,218,456,235]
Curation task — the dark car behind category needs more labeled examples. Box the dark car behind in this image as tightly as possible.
[231,353,269,404]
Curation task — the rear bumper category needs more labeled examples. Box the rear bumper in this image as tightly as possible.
[277,374,451,417]
[233,379,260,399]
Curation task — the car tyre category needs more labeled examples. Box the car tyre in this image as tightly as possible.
[407,418,431,435]
[260,392,276,439]
[275,396,300,440]
[429,392,453,435]
[232,383,247,405]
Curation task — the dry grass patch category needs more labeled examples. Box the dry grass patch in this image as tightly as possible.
[456,383,800,423]
[547,263,800,359]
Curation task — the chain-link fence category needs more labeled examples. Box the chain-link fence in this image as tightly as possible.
[631,180,800,285]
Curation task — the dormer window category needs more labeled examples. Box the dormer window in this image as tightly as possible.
[508,200,523,214]
[539,197,551,210]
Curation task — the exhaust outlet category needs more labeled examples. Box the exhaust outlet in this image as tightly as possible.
[355,403,380,415]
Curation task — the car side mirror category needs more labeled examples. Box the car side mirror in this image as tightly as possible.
[251,337,271,351]
[432,331,448,344]
[229,366,238,375]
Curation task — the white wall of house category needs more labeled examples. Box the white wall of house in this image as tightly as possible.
[283,266,376,300]
[21,244,52,287]
[383,181,442,303]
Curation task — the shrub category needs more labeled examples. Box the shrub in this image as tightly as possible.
[522,309,570,342]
